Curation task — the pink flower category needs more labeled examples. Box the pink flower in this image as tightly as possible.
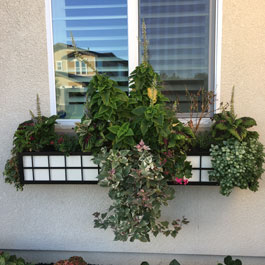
[143,145,150,151]
[135,140,150,152]
[175,177,183,185]
[139,139,145,146]
[183,179,189,185]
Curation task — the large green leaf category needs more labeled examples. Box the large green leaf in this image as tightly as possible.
[241,117,257,128]
[132,106,147,116]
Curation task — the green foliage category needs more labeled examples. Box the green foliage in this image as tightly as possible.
[75,73,129,152]
[211,111,258,142]
[192,130,215,151]
[211,87,258,142]
[3,97,81,190]
[0,251,33,265]
[3,115,58,190]
[209,138,265,196]
[76,62,194,242]
[93,144,189,242]
[13,116,58,153]
[76,63,194,181]
[218,255,242,265]
[55,134,81,155]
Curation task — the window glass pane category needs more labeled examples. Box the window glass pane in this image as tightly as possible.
[81,61,86,74]
[52,0,128,119]
[140,0,210,113]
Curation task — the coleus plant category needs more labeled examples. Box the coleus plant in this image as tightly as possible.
[211,87,258,142]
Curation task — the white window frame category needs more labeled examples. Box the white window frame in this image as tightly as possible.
[45,0,223,128]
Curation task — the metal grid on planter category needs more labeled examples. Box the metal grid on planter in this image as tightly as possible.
[19,152,218,186]
[185,154,217,186]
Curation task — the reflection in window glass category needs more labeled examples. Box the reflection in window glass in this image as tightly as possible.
[140,0,210,113]
[52,0,128,119]
[81,61,87,75]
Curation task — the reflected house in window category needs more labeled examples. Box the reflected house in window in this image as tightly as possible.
[53,43,128,119]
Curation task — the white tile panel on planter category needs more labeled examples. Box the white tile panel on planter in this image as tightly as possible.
[50,169,65,181]
[49,156,65,167]
[83,169,98,181]
[33,156,48,167]
[66,156,81,167]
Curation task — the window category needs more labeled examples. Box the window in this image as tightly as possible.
[140,0,215,114]
[46,0,222,121]
[56,61,63,71]
[75,61,80,75]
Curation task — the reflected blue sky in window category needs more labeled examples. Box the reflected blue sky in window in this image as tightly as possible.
[51,0,128,119]
[52,0,128,60]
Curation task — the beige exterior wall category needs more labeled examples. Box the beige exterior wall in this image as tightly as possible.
[0,0,265,264]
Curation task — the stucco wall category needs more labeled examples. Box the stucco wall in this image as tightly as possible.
[1,0,265,264]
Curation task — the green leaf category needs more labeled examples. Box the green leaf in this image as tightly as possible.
[241,117,257,128]
[228,128,242,141]
[169,259,181,265]
[98,105,109,115]
[117,122,130,138]
[125,128,134,137]
[140,120,149,136]
[126,136,135,147]
[101,213,107,219]
[108,125,120,135]
[132,106,147,116]
[161,221,169,227]
[215,122,228,130]
[101,91,110,105]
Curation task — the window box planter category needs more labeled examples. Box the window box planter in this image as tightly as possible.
[19,151,217,186]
